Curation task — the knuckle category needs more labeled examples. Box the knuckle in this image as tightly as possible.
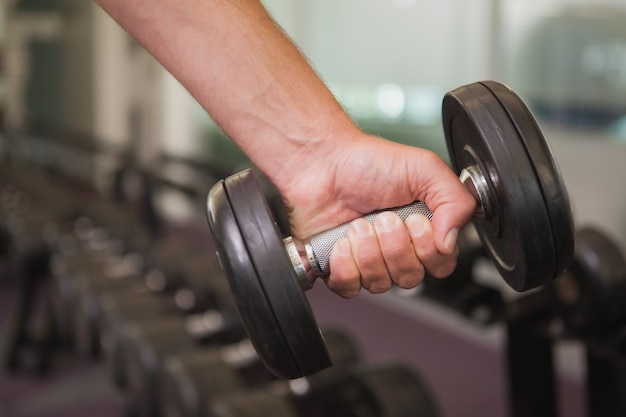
[329,270,359,287]
[395,274,424,290]
[417,245,438,260]
[429,259,458,279]
[327,274,361,299]
[394,270,424,289]
[361,273,392,294]
[364,278,392,294]
[338,288,361,299]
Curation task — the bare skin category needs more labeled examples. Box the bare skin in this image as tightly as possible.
[95,0,476,298]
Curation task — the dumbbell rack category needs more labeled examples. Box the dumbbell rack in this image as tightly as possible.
[506,290,626,417]
[418,264,626,417]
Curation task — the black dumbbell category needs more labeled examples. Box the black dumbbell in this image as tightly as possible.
[48,238,106,345]
[551,227,626,335]
[75,253,231,361]
[140,238,205,293]
[122,312,247,417]
[160,327,362,417]
[47,226,143,356]
[100,290,182,388]
[205,362,440,417]
[99,258,237,388]
[421,242,504,324]
[50,224,199,356]
[206,81,576,378]
[70,253,147,358]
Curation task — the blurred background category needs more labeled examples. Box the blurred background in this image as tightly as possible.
[4,0,626,242]
[1,1,626,417]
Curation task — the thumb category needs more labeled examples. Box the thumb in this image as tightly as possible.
[412,153,476,255]
[431,197,475,255]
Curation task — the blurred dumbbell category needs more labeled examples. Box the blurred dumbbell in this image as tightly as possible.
[99,258,236,388]
[421,241,504,325]
[160,327,362,417]
[48,225,136,351]
[122,309,247,417]
[140,238,204,294]
[100,290,182,387]
[206,362,440,417]
[551,227,626,335]
[71,252,146,358]
[49,220,200,356]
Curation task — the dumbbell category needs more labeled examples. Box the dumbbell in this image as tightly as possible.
[49,224,199,354]
[81,198,151,244]
[421,242,504,324]
[67,231,203,358]
[47,226,138,352]
[75,250,230,360]
[205,81,576,378]
[100,290,183,388]
[160,327,362,417]
[99,258,237,388]
[70,252,146,358]
[205,362,440,417]
[48,238,106,345]
[122,312,248,417]
[140,238,205,293]
[551,227,626,335]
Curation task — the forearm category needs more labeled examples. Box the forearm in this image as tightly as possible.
[95,0,359,184]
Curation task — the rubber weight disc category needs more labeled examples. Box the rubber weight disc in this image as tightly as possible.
[551,227,626,334]
[443,81,574,291]
[319,363,440,417]
[207,171,330,379]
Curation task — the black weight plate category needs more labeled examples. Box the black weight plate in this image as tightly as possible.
[321,327,362,366]
[480,81,574,280]
[207,177,319,379]
[161,351,245,417]
[224,169,331,377]
[314,363,440,417]
[552,227,626,334]
[443,81,569,291]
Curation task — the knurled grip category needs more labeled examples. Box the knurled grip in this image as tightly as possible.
[306,201,433,276]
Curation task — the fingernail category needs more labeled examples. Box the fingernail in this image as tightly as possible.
[350,219,372,239]
[406,215,426,239]
[443,228,459,254]
[375,212,400,234]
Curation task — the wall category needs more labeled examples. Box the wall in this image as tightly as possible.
[59,0,94,135]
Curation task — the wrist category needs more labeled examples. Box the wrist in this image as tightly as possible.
[255,115,363,194]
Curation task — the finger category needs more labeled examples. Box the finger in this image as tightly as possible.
[373,212,424,289]
[326,237,361,299]
[348,218,392,294]
[415,150,476,255]
[406,213,458,278]
[430,190,475,256]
